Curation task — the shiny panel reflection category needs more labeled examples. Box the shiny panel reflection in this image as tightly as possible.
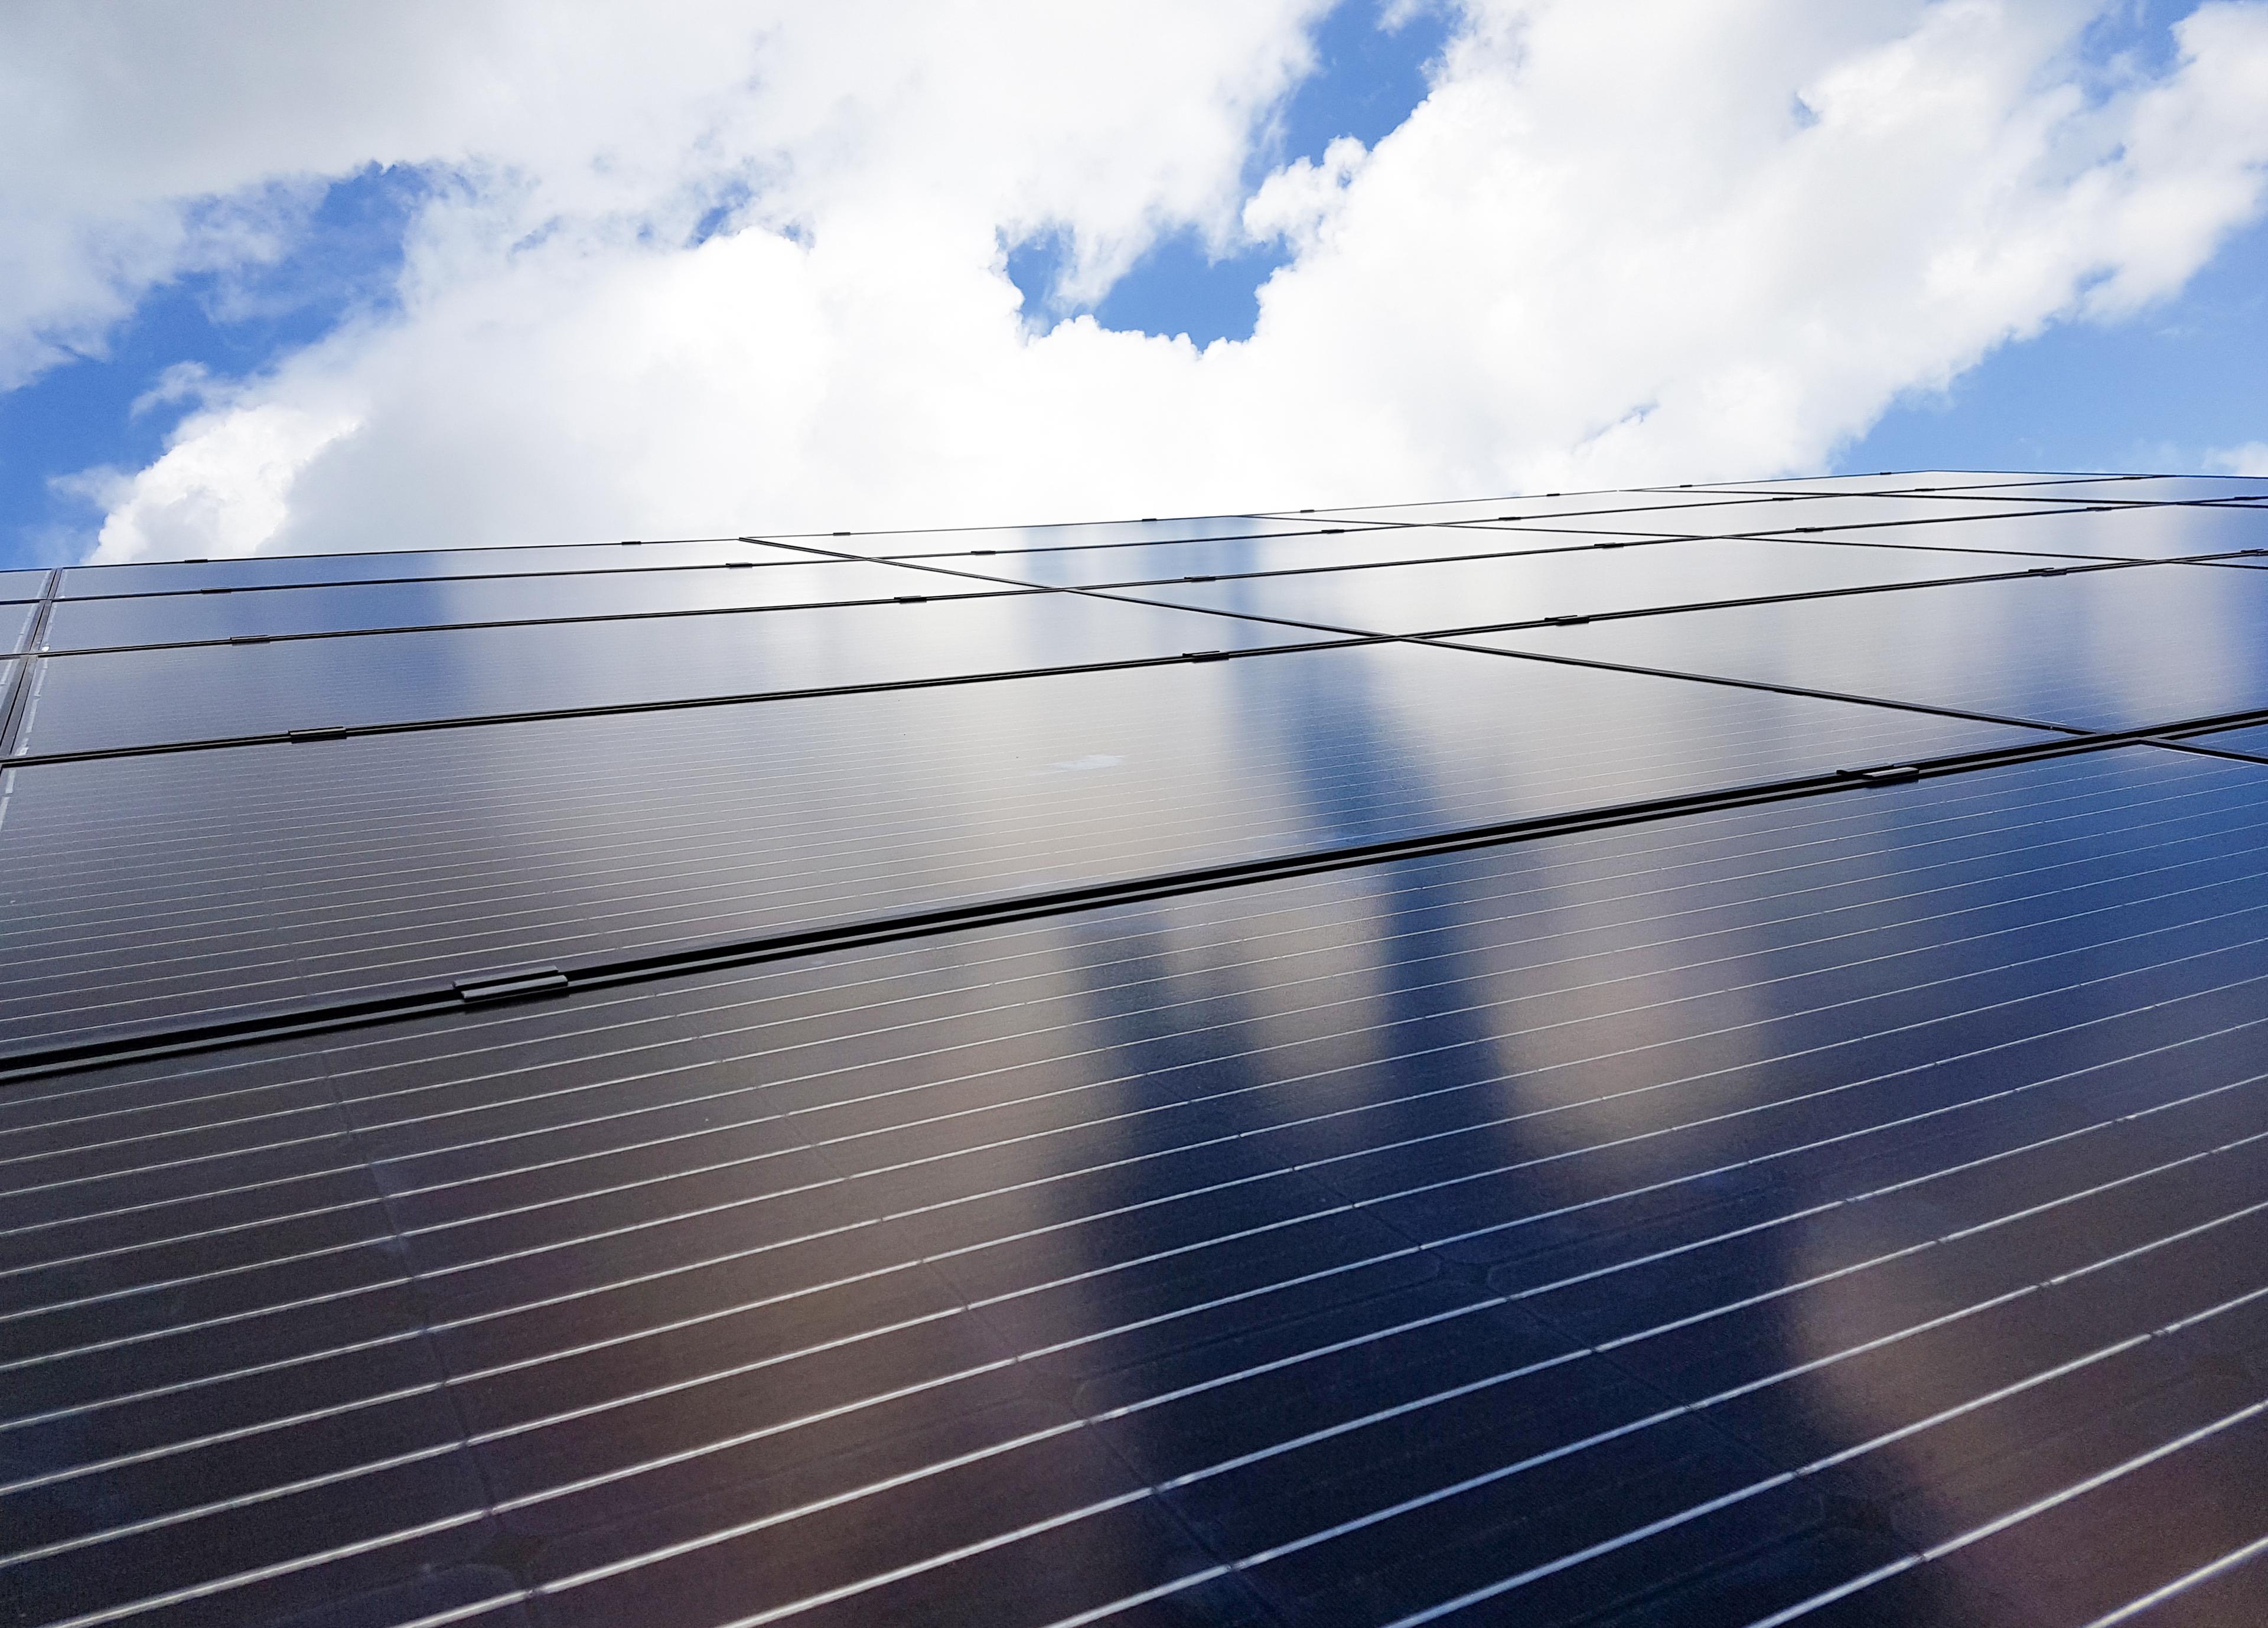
[9,748,2265,1624]
[2,601,34,656]
[14,592,1324,755]
[1276,491,1790,523]
[1787,502,2268,561]
[40,559,1016,651]
[816,513,1368,558]
[1454,492,2095,538]
[0,639,2047,1046]
[1699,472,2081,496]
[897,523,1652,588]
[0,568,48,601]
[1938,475,2268,503]
[59,538,806,597]
[1120,537,2047,635]
[1475,562,2268,731]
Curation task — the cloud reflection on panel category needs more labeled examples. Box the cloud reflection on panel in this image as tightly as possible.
[0,631,2051,1047]
[1478,564,2268,732]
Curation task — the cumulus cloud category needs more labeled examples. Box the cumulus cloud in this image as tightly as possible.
[6,0,2266,561]
[2208,441,2268,474]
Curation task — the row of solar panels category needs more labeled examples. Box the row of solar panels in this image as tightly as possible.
[6,743,2266,1627]
[1,487,2264,1072]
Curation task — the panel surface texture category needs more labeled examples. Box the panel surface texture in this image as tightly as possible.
[8,476,2264,1628]
[5,747,2265,1627]
[1113,538,2060,634]
[58,539,804,597]
[1779,500,2268,561]
[2,601,34,656]
[895,524,1660,585]
[797,514,1368,558]
[1938,475,2268,503]
[38,559,1017,652]
[1472,561,2268,732]
[0,640,2048,1051]
[11,593,1326,756]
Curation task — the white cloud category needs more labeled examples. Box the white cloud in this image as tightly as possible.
[2207,441,2268,474]
[9,0,2268,561]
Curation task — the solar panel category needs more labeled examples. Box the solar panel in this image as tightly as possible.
[3,476,2263,1628]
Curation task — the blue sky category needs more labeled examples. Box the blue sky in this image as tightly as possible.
[5,1,2265,571]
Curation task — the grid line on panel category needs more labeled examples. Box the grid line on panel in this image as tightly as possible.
[19,758,2268,1310]
[781,527,2268,743]
[0,719,2239,1085]
[0,568,61,760]
[41,532,2156,661]
[757,535,2112,737]
[30,513,2245,769]
[7,748,2267,1624]
[59,550,822,604]
[37,581,1056,658]
[0,634,1370,769]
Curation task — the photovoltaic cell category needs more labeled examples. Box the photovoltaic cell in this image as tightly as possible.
[0,639,2048,1049]
[1471,561,2268,731]
[1451,493,2096,539]
[1933,476,2268,504]
[1779,502,2268,561]
[10,592,1329,756]
[882,524,1660,585]
[1112,537,2068,634]
[5,747,2264,1626]
[2,601,35,657]
[57,538,807,598]
[1696,472,2088,496]
[1272,493,1790,524]
[806,514,1368,557]
[4,473,2264,1628]
[38,558,1018,652]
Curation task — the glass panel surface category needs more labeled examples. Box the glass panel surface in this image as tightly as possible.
[1473,562,2268,731]
[2178,721,2268,760]
[59,538,807,598]
[1695,471,2074,495]
[1934,475,2268,503]
[2,603,33,656]
[40,559,1008,651]
[14,593,1332,756]
[0,638,2048,1046]
[1467,492,2095,539]
[0,568,48,601]
[794,514,1371,558]
[1792,502,2268,562]
[955,524,1660,588]
[1124,537,2045,635]
[1282,491,1793,525]
[12,746,2265,1625]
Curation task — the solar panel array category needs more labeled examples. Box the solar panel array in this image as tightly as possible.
[5,470,2268,1627]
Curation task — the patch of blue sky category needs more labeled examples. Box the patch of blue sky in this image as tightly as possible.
[0,163,431,569]
[1008,0,1451,347]
[1829,0,2264,479]
[1833,203,2268,480]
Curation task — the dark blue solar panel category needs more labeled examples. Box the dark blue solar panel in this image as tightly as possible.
[0,639,2048,1049]
[1472,562,2268,731]
[11,593,1330,756]
[7,477,2265,1628]
[5,745,2264,1625]
[58,539,806,597]
[1783,501,2268,561]
[38,559,1015,652]
[1116,538,2043,634]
